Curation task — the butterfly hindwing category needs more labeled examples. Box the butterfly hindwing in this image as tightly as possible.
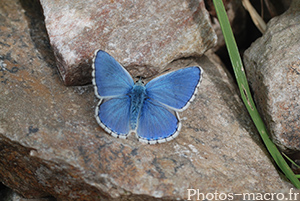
[96,96,131,138]
[137,99,180,144]
[146,66,202,111]
[92,50,134,98]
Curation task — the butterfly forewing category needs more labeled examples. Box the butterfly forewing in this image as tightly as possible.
[92,50,134,98]
[145,67,202,111]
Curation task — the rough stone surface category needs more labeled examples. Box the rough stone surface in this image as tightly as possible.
[243,0,300,152]
[39,0,217,86]
[0,184,56,201]
[0,0,296,200]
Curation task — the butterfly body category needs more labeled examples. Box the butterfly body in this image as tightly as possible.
[129,80,146,130]
[92,50,203,144]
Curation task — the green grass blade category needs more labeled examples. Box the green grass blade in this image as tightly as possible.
[212,0,300,188]
[282,152,300,169]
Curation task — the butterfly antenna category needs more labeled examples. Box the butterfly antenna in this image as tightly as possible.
[136,76,145,80]
[135,67,173,83]
[138,67,172,81]
[161,67,171,74]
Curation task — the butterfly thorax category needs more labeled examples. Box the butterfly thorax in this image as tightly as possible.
[129,80,146,130]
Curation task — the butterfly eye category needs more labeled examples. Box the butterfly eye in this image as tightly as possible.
[136,80,144,84]
[135,76,145,84]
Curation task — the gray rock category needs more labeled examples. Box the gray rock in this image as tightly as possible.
[243,0,300,152]
[40,0,217,86]
[0,186,56,201]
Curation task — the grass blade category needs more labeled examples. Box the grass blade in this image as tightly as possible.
[212,0,300,188]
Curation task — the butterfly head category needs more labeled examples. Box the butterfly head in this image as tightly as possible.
[135,76,145,86]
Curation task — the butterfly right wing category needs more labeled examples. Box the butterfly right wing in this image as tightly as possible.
[137,67,202,143]
[92,50,134,98]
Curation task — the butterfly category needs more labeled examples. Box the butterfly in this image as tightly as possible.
[92,50,203,144]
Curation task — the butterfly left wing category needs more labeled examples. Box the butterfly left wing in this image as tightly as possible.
[96,96,131,138]
[145,66,202,111]
[136,98,181,144]
[92,50,134,98]
[93,50,134,138]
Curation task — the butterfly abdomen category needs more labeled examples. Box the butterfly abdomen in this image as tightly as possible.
[129,81,146,130]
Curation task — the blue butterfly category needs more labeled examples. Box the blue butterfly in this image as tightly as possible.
[92,50,203,144]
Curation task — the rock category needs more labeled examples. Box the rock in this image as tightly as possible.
[39,0,217,86]
[243,0,300,152]
[0,0,295,200]
[0,184,56,201]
